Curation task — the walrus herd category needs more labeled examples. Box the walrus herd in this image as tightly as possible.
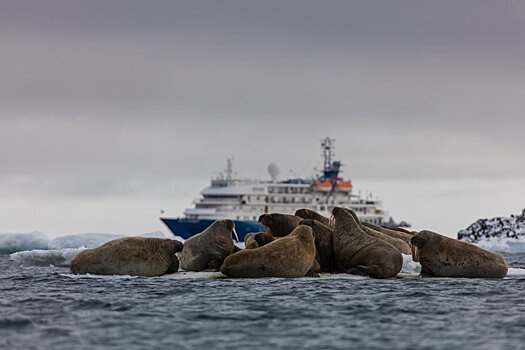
[70,207,508,279]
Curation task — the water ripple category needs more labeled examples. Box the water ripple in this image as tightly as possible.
[0,254,524,349]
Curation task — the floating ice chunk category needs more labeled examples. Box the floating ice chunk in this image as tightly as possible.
[400,254,421,275]
[506,268,525,277]
[48,233,125,249]
[10,248,85,267]
[475,236,525,254]
[138,231,168,238]
[0,232,49,254]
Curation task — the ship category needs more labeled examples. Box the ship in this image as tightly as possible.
[160,138,409,241]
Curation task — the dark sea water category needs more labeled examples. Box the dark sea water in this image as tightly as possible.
[1,253,525,350]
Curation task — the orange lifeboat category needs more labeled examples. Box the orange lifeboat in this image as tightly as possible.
[312,181,332,191]
[335,181,352,191]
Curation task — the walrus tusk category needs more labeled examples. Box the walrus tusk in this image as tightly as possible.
[232,227,240,242]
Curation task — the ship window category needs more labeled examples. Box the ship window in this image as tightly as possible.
[236,216,240,220]
[320,205,325,211]
[253,216,256,220]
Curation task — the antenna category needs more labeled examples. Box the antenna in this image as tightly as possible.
[225,155,234,181]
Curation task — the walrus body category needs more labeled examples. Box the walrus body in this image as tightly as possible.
[411,230,508,278]
[178,220,236,271]
[362,222,414,244]
[220,225,317,278]
[299,219,335,272]
[332,207,402,278]
[295,209,333,228]
[258,213,302,237]
[70,237,183,277]
[343,209,411,254]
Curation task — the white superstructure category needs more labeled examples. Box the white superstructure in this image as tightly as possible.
[183,138,394,226]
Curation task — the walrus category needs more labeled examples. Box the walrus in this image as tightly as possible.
[178,220,236,271]
[362,222,414,244]
[244,231,276,249]
[299,219,335,273]
[220,225,318,278]
[258,213,303,237]
[295,209,333,228]
[343,210,411,255]
[70,237,183,277]
[332,207,402,278]
[410,230,508,278]
[244,233,259,249]
[381,225,415,235]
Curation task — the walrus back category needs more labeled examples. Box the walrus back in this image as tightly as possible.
[70,237,181,277]
[332,207,402,278]
[413,231,508,278]
[179,220,235,271]
[221,225,316,278]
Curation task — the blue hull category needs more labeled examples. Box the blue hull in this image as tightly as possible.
[160,218,264,242]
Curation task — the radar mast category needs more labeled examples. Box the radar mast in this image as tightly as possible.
[320,137,341,180]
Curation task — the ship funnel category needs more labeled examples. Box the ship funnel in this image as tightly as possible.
[267,162,280,181]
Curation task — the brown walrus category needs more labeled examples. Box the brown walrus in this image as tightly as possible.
[178,220,236,271]
[244,231,276,249]
[362,222,414,244]
[332,207,402,278]
[220,225,318,278]
[341,209,411,255]
[258,213,302,237]
[295,209,333,228]
[70,237,183,277]
[382,225,415,235]
[244,233,259,249]
[343,210,411,255]
[299,219,335,273]
[410,230,508,278]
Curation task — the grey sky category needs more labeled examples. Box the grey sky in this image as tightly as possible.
[1,1,524,236]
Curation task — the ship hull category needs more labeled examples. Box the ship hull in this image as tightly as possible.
[161,218,264,242]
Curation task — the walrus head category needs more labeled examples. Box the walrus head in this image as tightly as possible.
[254,231,275,247]
[299,218,316,227]
[332,207,345,216]
[331,207,361,229]
[171,239,184,253]
[410,234,426,262]
[222,219,235,231]
[258,214,273,226]
[258,213,302,237]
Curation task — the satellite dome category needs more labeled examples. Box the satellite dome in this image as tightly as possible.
[267,162,280,181]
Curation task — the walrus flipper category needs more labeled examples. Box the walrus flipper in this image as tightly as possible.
[305,268,320,278]
[420,265,435,278]
[305,259,321,277]
[165,258,180,274]
[206,257,223,271]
